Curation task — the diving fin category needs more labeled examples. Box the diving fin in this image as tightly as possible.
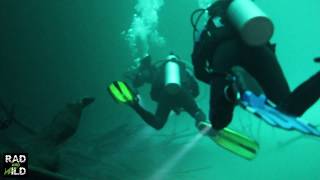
[198,122,259,160]
[240,91,320,137]
[212,128,259,160]
[108,81,135,104]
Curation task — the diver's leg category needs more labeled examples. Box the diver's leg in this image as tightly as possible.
[278,71,320,116]
[177,90,206,127]
[242,46,319,116]
[210,77,236,130]
[242,46,290,105]
[153,101,172,130]
[209,40,240,130]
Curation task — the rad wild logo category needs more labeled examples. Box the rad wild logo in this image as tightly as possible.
[2,153,28,177]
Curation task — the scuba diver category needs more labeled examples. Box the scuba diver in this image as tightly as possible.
[109,53,259,160]
[109,53,207,131]
[191,0,320,132]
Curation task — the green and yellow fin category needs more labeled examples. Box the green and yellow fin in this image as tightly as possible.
[117,81,134,102]
[211,128,259,160]
[108,81,135,104]
[220,128,259,151]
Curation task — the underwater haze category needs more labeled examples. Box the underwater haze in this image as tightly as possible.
[0,0,319,180]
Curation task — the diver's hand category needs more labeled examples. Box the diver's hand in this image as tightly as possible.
[127,94,141,108]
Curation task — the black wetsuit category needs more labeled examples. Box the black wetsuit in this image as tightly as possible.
[130,60,205,130]
[192,1,320,130]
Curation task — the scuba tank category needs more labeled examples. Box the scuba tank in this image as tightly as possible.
[164,55,181,95]
[226,0,274,46]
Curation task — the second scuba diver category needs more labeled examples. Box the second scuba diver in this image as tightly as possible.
[110,53,207,131]
[109,53,260,160]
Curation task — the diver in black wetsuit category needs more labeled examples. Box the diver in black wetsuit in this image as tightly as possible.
[191,0,320,130]
[125,53,206,130]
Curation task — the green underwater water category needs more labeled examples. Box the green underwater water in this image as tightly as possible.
[0,0,319,179]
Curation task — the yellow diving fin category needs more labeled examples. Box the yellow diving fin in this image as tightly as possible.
[212,128,259,160]
[198,121,259,160]
[107,81,135,104]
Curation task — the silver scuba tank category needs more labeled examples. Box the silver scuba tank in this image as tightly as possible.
[164,58,181,95]
[226,0,274,46]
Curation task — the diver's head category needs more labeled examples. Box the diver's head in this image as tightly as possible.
[138,54,153,73]
[139,54,152,68]
[166,52,180,61]
[135,54,154,84]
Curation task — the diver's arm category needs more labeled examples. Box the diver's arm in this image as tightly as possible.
[191,0,227,84]
[131,73,146,88]
[129,101,164,130]
[124,67,147,89]
[192,30,212,84]
[192,0,235,84]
